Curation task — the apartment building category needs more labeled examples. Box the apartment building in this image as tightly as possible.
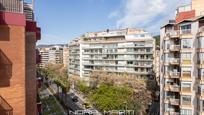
[39,47,49,67]
[160,0,204,114]
[68,28,155,80]
[38,45,68,67]
[0,0,41,115]
[154,46,160,85]
[63,46,69,67]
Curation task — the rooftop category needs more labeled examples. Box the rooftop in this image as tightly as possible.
[83,28,147,38]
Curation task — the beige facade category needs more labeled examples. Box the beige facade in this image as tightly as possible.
[68,28,155,80]
[63,46,69,67]
[39,45,68,67]
[160,0,204,114]
[192,0,204,16]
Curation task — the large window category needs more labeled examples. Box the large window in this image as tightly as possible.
[180,109,192,115]
[180,24,191,34]
[181,67,191,77]
[181,39,192,49]
[181,83,191,88]
[181,53,191,60]
[181,95,191,105]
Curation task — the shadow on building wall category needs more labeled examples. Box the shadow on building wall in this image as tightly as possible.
[0,49,12,87]
[0,3,10,41]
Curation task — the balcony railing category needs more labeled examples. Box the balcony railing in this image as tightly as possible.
[0,0,23,13]
[166,30,180,38]
[182,101,191,107]
[181,87,191,93]
[180,29,192,35]
[201,91,204,97]
[165,84,180,92]
[165,98,180,106]
[169,71,180,78]
[170,85,180,92]
[199,26,204,33]
[169,58,180,65]
[0,96,13,115]
[169,45,180,51]
[181,72,191,81]
[182,60,191,65]
[164,111,180,115]
[169,98,180,105]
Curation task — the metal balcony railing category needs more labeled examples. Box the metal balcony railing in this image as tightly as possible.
[0,0,23,13]
[180,29,192,35]
[169,45,180,51]
[169,71,180,78]
[181,72,191,80]
[0,96,13,115]
[164,111,180,115]
[199,26,204,33]
[166,30,180,38]
[169,58,180,65]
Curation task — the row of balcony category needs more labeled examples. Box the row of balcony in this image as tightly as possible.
[169,45,180,52]
[164,98,180,106]
[166,26,204,38]
[82,57,153,61]
[166,29,192,38]
[165,59,191,65]
[165,85,180,92]
[165,85,193,95]
[165,72,192,80]
[82,45,153,49]
[82,51,153,55]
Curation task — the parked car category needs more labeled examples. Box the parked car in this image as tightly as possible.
[72,96,78,102]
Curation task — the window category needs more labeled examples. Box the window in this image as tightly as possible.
[181,53,191,60]
[180,109,192,115]
[164,40,170,50]
[181,83,191,88]
[181,95,191,105]
[181,24,191,30]
[127,61,133,65]
[181,39,192,48]
[180,24,191,34]
[181,67,191,77]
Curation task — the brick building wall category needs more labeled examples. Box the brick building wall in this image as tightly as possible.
[0,25,26,115]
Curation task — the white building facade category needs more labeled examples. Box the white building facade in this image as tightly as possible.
[68,28,155,80]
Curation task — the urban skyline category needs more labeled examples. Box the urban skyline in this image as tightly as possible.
[1,0,204,115]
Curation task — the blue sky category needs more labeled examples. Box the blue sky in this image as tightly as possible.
[25,0,191,45]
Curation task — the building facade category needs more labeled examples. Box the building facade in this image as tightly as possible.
[154,47,160,85]
[0,0,41,115]
[69,28,155,80]
[160,0,204,114]
[63,46,69,67]
[38,45,68,67]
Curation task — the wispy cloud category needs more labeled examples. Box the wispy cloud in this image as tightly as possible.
[110,0,191,33]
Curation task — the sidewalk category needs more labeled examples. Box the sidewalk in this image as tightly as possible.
[39,85,66,115]
[46,86,67,114]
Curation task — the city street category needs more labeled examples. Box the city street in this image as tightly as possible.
[39,85,66,115]
[48,82,84,111]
